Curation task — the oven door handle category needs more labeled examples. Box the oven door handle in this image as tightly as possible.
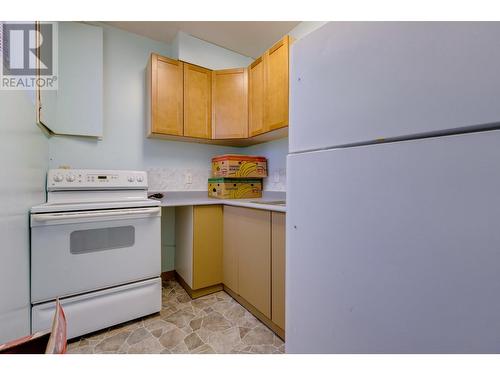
[31,207,161,223]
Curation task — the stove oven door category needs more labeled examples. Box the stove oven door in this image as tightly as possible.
[30,206,161,304]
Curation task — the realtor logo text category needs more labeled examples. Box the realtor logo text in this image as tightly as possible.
[1,22,58,90]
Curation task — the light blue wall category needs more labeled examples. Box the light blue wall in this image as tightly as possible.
[244,138,288,170]
[243,138,288,191]
[0,89,48,344]
[48,23,240,172]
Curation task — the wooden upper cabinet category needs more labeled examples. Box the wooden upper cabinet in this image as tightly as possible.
[148,36,290,145]
[183,63,212,139]
[149,53,183,136]
[264,36,290,131]
[212,68,248,139]
[248,57,266,137]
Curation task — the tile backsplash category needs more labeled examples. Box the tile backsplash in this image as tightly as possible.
[147,167,211,191]
[147,167,286,192]
[263,168,287,192]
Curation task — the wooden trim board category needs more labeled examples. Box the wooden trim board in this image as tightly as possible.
[175,271,223,299]
[148,126,287,147]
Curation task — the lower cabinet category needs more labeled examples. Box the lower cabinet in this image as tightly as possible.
[223,205,286,338]
[222,206,241,293]
[175,205,223,297]
[224,206,271,318]
[174,204,286,338]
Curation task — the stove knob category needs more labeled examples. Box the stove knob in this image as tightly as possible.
[53,174,63,182]
[137,176,144,183]
[66,174,75,182]
[128,176,135,182]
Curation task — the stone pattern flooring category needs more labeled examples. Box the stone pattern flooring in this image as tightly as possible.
[67,279,285,354]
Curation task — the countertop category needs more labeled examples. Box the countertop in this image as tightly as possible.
[149,191,286,213]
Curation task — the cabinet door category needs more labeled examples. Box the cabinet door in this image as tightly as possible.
[39,22,103,137]
[272,212,286,330]
[193,205,223,290]
[150,54,184,136]
[184,63,212,139]
[212,68,248,139]
[223,206,240,293]
[236,207,272,319]
[248,57,266,136]
[265,36,290,131]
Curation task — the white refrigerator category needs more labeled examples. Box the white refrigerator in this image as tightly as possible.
[287,22,500,353]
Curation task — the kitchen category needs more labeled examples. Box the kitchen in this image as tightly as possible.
[1,19,316,354]
[2,2,500,372]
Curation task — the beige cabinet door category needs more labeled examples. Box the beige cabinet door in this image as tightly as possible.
[264,36,289,131]
[184,63,212,139]
[212,68,248,139]
[248,56,266,137]
[271,212,286,330]
[192,205,223,290]
[235,207,272,319]
[223,206,240,293]
[150,54,183,136]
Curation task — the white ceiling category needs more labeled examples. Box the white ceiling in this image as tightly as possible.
[103,21,300,58]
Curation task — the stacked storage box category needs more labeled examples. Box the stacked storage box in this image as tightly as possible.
[208,155,268,199]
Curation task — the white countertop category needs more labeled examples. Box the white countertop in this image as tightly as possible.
[150,191,286,213]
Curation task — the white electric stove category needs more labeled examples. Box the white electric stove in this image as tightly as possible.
[30,169,162,339]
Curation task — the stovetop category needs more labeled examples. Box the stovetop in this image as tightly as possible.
[32,169,159,213]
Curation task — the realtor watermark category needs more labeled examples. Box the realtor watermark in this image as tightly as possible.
[0,22,58,90]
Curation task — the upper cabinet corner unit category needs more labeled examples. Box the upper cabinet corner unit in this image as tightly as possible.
[146,35,290,147]
[250,35,290,136]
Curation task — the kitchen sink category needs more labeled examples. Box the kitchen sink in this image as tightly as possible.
[251,200,286,206]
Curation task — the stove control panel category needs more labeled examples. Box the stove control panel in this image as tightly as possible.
[47,169,149,191]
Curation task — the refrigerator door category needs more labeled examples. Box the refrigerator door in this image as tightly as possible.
[287,130,500,353]
[290,22,500,153]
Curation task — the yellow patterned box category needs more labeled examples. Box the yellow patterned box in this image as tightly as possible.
[211,154,267,178]
[208,178,262,199]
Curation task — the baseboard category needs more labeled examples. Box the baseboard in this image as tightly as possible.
[161,271,175,282]
[223,285,285,341]
[174,271,223,299]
